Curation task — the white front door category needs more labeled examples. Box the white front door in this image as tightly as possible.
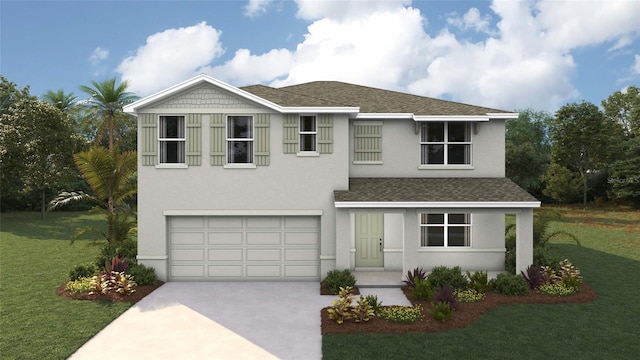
[355,213,384,268]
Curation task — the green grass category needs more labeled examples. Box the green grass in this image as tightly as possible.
[0,212,133,359]
[323,206,640,359]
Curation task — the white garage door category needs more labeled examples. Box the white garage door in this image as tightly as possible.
[168,216,320,280]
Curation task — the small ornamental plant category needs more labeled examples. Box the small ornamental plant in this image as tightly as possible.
[538,282,576,296]
[403,267,427,288]
[456,288,485,303]
[327,286,355,324]
[352,296,375,323]
[379,305,423,324]
[430,302,453,323]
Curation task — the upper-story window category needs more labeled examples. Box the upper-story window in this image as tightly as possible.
[421,122,471,165]
[299,115,317,152]
[159,115,185,164]
[420,213,471,247]
[227,115,253,164]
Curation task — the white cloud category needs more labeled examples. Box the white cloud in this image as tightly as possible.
[89,46,109,65]
[633,55,640,74]
[447,8,494,34]
[116,22,224,95]
[295,0,411,21]
[245,0,271,17]
[204,48,293,85]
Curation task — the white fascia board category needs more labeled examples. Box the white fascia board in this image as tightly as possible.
[124,74,282,115]
[334,201,541,209]
[413,115,490,122]
[163,209,324,216]
[355,113,414,119]
[281,107,360,115]
[487,112,519,119]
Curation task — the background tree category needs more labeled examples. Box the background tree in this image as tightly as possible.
[42,89,77,113]
[79,78,138,151]
[505,109,552,199]
[49,146,137,243]
[608,137,640,206]
[541,163,582,203]
[1,96,82,218]
[548,101,623,205]
[602,85,640,138]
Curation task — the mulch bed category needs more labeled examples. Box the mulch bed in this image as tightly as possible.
[321,284,597,335]
[56,281,164,303]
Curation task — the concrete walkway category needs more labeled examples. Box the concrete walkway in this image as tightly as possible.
[69,282,411,360]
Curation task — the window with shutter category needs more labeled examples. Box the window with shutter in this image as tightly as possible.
[353,121,382,164]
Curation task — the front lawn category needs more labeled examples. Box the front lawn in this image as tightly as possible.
[323,206,640,359]
[0,212,134,359]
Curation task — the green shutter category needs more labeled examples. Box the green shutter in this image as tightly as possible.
[186,114,202,166]
[283,114,298,154]
[354,123,382,162]
[254,114,270,166]
[318,114,333,154]
[210,114,226,166]
[140,114,157,166]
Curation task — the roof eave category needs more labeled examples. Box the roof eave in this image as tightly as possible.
[334,201,541,209]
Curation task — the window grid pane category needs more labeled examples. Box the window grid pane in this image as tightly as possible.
[421,122,471,165]
[420,213,471,247]
[227,116,254,164]
[299,116,317,152]
[159,116,185,164]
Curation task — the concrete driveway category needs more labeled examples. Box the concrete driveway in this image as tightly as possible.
[69,282,410,360]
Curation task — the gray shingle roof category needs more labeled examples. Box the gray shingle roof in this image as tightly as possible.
[334,178,539,203]
[242,81,509,116]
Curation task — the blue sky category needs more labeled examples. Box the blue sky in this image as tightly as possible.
[1,0,639,112]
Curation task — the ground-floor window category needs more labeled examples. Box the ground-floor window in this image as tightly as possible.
[420,213,471,247]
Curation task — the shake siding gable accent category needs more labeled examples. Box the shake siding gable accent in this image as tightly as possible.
[354,122,382,163]
[254,114,270,166]
[318,114,333,154]
[186,114,202,166]
[210,113,226,166]
[283,114,298,154]
[140,113,157,166]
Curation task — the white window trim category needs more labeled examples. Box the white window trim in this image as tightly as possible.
[420,213,472,248]
[420,122,473,166]
[298,115,318,154]
[157,114,186,165]
[226,115,254,165]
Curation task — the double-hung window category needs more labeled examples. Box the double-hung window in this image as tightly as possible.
[227,115,253,164]
[420,213,471,247]
[421,122,471,165]
[159,115,185,164]
[299,115,317,152]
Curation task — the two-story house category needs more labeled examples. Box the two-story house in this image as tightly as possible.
[123,74,539,282]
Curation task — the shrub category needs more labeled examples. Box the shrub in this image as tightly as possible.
[563,276,583,292]
[97,271,137,295]
[106,255,129,273]
[379,305,423,324]
[558,259,583,283]
[505,247,562,274]
[466,271,490,293]
[327,287,355,324]
[127,263,157,286]
[538,283,576,296]
[65,277,98,294]
[428,266,468,290]
[323,269,357,295]
[411,278,433,301]
[69,263,97,281]
[491,273,529,295]
[456,288,485,303]
[95,239,138,269]
[353,296,375,323]
[364,294,382,315]
[521,265,544,289]
[403,267,427,288]
[433,285,459,310]
[430,302,453,323]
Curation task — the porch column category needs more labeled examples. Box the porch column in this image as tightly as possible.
[515,208,534,274]
[403,210,419,275]
[335,207,351,270]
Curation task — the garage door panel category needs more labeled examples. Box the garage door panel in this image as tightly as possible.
[247,265,281,277]
[284,232,318,245]
[246,232,281,245]
[208,232,243,245]
[171,249,205,261]
[208,217,243,229]
[209,249,243,261]
[171,232,205,245]
[285,249,318,261]
[169,215,319,280]
[246,217,281,229]
[208,265,243,277]
[247,249,281,261]
[170,265,205,277]
[285,265,318,277]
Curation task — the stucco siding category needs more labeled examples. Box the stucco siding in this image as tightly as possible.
[349,119,506,177]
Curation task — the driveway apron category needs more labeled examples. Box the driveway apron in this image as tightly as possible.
[69,282,411,359]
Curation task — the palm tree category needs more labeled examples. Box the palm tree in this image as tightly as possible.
[42,89,77,113]
[49,146,137,244]
[79,78,138,150]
